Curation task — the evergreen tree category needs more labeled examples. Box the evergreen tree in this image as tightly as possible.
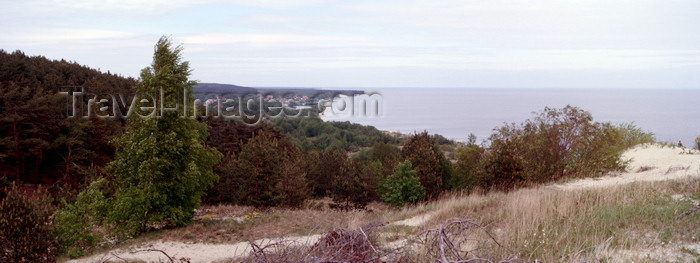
[331,159,377,209]
[107,37,221,235]
[400,132,452,198]
[231,130,286,207]
[208,128,306,207]
[0,185,57,262]
[308,150,347,197]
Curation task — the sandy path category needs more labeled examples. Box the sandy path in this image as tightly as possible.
[68,235,323,263]
[390,211,438,227]
[550,144,700,190]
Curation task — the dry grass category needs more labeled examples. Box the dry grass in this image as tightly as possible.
[178,177,700,261]
[129,200,390,246]
[222,175,698,262]
[65,177,700,262]
[396,177,700,262]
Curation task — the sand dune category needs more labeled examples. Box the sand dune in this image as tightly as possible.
[551,144,700,191]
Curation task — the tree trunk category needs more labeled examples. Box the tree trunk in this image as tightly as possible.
[12,120,20,180]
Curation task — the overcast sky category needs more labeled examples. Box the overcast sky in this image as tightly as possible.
[2,0,699,88]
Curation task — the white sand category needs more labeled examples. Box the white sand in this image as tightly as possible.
[550,144,700,190]
[68,235,323,263]
[390,211,437,227]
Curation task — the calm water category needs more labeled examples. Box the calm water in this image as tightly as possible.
[323,88,700,145]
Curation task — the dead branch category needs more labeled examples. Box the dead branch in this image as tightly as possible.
[97,252,129,263]
[359,226,378,254]
[130,248,175,263]
[111,252,129,263]
[414,218,518,263]
[677,203,700,219]
[233,218,519,263]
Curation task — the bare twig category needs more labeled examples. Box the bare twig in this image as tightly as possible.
[130,248,174,263]
[415,218,517,262]
[234,218,518,263]
[359,226,378,254]
[111,252,129,263]
[677,203,700,219]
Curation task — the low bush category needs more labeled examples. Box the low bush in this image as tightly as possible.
[468,105,655,189]
[53,178,110,258]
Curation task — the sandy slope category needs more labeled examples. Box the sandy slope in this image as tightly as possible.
[68,144,700,262]
[550,144,700,190]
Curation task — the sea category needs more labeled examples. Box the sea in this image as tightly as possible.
[322,88,700,146]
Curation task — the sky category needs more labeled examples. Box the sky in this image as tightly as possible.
[1,0,699,88]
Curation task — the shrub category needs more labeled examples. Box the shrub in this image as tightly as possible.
[381,161,426,207]
[614,122,655,148]
[53,178,109,258]
[483,106,653,189]
[0,185,57,262]
[696,136,700,150]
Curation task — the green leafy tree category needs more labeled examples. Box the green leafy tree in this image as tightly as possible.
[452,134,486,190]
[106,37,222,236]
[353,142,400,177]
[380,160,425,207]
[53,178,110,258]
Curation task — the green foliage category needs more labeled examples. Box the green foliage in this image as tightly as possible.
[0,185,57,262]
[276,154,311,207]
[482,105,654,189]
[613,122,656,148]
[53,178,109,258]
[400,131,452,198]
[331,159,379,209]
[452,139,486,190]
[696,136,700,150]
[352,142,400,178]
[271,116,399,152]
[0,49,135,186]
[307,150,348,197]
[209,128,308,207]
[380,161,426,207]
[106,37,222,236]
